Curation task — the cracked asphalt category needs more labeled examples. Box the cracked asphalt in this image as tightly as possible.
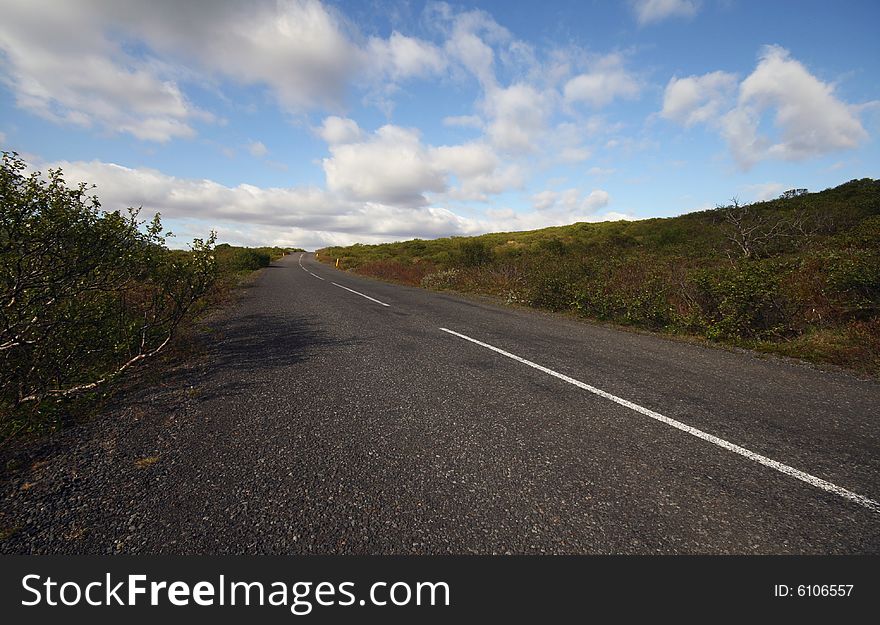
[2,253,879,554]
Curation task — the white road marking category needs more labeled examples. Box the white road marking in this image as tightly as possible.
[332,282,390,307]
[439,327,880,514]
[298,253,325,280]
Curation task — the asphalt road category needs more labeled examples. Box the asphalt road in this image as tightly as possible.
[3,253,879,554]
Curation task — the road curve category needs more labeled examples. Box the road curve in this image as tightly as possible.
[2,252,879,554]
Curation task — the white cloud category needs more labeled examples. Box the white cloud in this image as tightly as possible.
[531,190,559,212]
[574,189,611,212]
[660,46,869,169]
[248,141,268,157]
[743,182,786,202]
[632,0,701,26]
[480,198,620,233]
[322,125,445,206]
[35,155,624,249]
[367,31,446,81]
[531,188,610,213]
[319,121,523,205]
[661,71,737,126]
[436,6,510,89]
[0,0,455,140]
[117,0,359,112]
[431,142,498,179]
[563,54,640,108]
[0,0,206,142]
[317,116,364,145]
[43,158,484,247]
[591,211,634,222]
[0,131,6,145]
[483,83,552,153]
[721,45,867,168]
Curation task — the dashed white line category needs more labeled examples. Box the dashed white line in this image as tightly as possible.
[331,282,390,307]
[439,327,880,515]
[298,253,325,280]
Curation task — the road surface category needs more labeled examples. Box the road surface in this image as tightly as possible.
[3,252,879,553]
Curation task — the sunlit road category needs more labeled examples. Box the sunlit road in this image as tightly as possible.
[3,253,879,554]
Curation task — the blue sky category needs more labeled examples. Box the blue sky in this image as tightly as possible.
[1,0,878,248]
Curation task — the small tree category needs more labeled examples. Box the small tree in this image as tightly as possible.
[1,152,216,427]
[715,197,830,262]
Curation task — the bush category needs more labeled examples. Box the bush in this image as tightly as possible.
[215,245,271,272]
[458,239,494,267]
[691,261,800,340]
[421,268,461,290]
[528,272,576,311]
[823,250,880,319]
[0,152,216,431]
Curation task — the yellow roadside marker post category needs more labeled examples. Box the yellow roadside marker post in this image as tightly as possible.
[335,258,340,268]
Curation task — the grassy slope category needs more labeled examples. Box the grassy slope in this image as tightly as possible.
[318,179,880,375]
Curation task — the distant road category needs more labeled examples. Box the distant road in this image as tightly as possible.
[4,252,879,553]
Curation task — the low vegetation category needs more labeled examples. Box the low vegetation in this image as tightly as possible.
[0,151,299,439]
[319,179,880,375]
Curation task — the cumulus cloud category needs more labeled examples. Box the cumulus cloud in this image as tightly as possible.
[0,0,454,139]
[563,54,641,108]
[319,121,522,205]
[483,83,552,153]
[531,188,610,213]
[434,5,511,89]
[632,0,701,26]
[722,45,867,168]
[105,0,360,112]
[39,157,619,249]
[322,125,445,206]
[367,31,446,81]
[0,0,208,142]
[247,141,269,157]
[317,116,364,145]
[431,142,498,179]
[43,158,483,246]
[0,0,634,201]
[660,46,868,169]
[482,194,620,233]
[661,71,737,126]
[531,190,559,212]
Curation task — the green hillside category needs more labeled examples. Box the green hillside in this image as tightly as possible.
[319,179,880,374]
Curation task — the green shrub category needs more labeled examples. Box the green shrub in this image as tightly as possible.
[458,239,494,267]
[1,151,216,431]
[823,250,880,319]
[215,246,271,272]
[526,263,578,311]
[691,261,800,340]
